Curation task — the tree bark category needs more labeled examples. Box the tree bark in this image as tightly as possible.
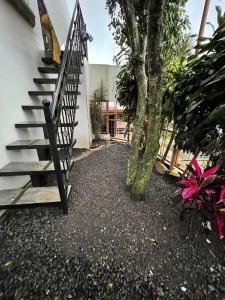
[121,0,148,187]
[131,0,165,199]
[127,63,147,186]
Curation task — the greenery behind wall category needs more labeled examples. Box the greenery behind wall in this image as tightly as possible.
[90,79,108,140]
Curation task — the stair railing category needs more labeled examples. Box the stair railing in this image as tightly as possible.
[43,0,86,213]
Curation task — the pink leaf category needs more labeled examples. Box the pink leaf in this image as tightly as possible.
[182,185,198,200]
[179,179,193,186]
[205,189,216,197]
[180,176,198,186]
[217,187,225,205]
[214,212,225,239]
[202,165,220,178]
[191,157,203,178]
[220,187,225,202]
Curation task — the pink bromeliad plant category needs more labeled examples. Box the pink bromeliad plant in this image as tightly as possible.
[179,157,225,239]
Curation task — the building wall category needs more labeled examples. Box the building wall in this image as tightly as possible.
[0,0,47,190]
[89,64,121,104]
[0,2,121,192]
[75,63,121,148]
[75,57,92,149]
[44,0,70,47]
[0,0,79,190]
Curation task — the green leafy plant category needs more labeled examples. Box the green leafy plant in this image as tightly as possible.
[90,80,108,140]
[171,12,225,163]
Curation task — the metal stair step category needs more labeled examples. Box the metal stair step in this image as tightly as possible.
[6,138,77,150]
[38,66,60,74]
[38,66,82,74]
[0,185,72,209]
[33,78,81,84]
[22,105,45,110]
[41,57,55,65]
[22,105,79,110]
[28,91,81,96]
[33,78,57,84]
[0,186,61,208]
[0,161,56,176]
[0,188,22,206]
[15,121,46,128]
[15,121,78,128]
[6,139,48,150]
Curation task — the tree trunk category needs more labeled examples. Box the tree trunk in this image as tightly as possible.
[121,0,148,188]
[131,79,162,198]
[126,63,147,187]
[131,0,165,199]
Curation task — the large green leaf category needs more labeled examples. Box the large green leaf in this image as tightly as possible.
[201,104,225,126]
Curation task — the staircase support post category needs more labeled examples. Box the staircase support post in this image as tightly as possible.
[43,99,68,214]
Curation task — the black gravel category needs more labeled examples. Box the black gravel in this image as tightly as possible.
[1,143,225,299]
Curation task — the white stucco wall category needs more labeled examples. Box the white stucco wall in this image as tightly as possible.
[44,0,71,47]
[0,0,73,190]
[74,63,122,149]
[0,1,116,192]
[75,58,92,149]
[89,64,121,104]
[0,0,49,190]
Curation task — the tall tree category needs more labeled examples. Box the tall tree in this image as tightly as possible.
[107,0,188,198]
[107,0,148,188]
[130,0,165,198]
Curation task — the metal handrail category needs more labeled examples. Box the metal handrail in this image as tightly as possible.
[51,0,85,117]
[42,0,87,213]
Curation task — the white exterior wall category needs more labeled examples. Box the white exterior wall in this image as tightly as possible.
[89,64,121,104]
[74,63,122,149]
[0,0,76,190]
[44,0,70,47]
[75,58,92,149]
[0,1,46,190]
[0,2,121,191]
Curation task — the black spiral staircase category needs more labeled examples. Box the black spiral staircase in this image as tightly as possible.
[0,1,86,214]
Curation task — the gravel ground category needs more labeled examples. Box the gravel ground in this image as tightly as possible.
[0,143,225,299]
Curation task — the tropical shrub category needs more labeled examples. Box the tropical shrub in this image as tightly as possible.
[90,80,108,140]
[179,157,225,239]
[172,17,225,163]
